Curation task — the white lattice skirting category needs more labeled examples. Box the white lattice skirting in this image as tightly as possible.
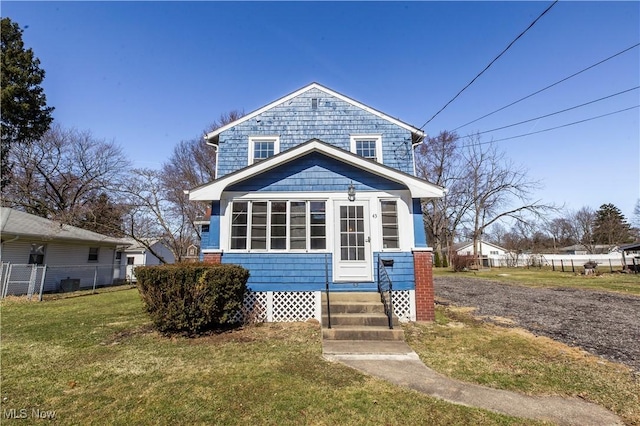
[236,290,415,323]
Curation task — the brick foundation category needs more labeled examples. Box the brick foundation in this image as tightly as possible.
[413,250,435,321]
[202,252,222,264]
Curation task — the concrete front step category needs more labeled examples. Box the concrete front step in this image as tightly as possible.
[323,301,386,315]
[322,312,398,328]
[322,292,381,303]
[321,291,403,341]
[322,326,405,341]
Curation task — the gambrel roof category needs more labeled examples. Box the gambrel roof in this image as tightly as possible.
[205,82,425,144]
[188,139,444,201]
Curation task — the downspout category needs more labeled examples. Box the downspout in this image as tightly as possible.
[411,132,425,177]
[205,134,219,180]
[2,235,20,244]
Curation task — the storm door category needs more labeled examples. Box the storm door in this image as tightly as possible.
[333,201,372,281]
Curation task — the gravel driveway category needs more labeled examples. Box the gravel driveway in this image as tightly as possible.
[434,276,640,372]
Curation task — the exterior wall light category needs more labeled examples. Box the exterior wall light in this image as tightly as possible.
[348,182,356,202]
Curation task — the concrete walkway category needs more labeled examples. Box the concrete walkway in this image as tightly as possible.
[322,340,623,426]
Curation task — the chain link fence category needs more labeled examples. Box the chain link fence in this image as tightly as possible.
[1,262,145,300]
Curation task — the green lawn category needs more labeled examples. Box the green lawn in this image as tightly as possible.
[0,289,538,425]
[1,288,638,425]
[434,267,640,295]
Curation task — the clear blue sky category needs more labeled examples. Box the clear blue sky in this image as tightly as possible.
[3,1,639,220]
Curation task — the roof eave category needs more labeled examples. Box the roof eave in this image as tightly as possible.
[189,140,444,201]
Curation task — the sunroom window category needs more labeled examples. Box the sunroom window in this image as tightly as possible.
[380,200,399,249]
[230,200,326,251]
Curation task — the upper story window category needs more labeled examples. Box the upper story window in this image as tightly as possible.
[249,136,280,165]
[350,135,382,163]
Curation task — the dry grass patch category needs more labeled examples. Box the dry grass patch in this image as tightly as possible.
[433,267,640,295]
[406,305,640,425]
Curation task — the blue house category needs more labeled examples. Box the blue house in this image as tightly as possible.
[188,83,444,322]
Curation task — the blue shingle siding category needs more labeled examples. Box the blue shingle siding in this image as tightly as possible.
[374,251,415,291]
[222,253,332,292]
[226,152,406,193]
[220,251,415,293]
[217,88,415,178]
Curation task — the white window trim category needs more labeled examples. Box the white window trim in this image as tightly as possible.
[228,199,328,253]
[350,134,383,163]
[379,198,402,252]
[248,136,280,165]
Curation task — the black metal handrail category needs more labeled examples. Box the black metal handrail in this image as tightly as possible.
[325,254,331,329]
[377,255,394,329]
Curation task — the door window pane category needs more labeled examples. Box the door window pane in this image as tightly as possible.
[340,205,365,260]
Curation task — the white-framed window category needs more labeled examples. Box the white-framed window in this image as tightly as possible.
[350,135,382,163]
[28,244,46,265]
[230,200,326,251]
[248,136,280,165]
[88,247,99,262]
[380,200,399,249]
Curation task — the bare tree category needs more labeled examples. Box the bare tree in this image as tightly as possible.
[1,123,129,235]
[416,131,472,262]
[119,111,244,262]
[568,206,596,253]
[416,132,555,266]
[459,136,553,261]
[546,217,574,253]
[121,168,193,263]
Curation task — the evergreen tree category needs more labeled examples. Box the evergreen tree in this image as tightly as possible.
[592,203,632,246]
[1,17,54,189]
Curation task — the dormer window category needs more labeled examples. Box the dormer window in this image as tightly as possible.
[350,135,382,163]
[249,136,280,165]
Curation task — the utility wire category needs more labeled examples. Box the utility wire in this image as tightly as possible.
[462,105,640,146]
[453,42,640,131]
[419,0,558,130]
[473,86,639,135]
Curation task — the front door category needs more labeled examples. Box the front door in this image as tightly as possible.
[333,201,372,282]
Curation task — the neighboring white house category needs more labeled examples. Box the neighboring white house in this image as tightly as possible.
[453,240,512,267]
[117,239,176,282]
[0,207,128,294]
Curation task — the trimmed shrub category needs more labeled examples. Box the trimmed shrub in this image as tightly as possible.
[135,263,249,335]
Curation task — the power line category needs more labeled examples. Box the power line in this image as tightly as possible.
[419,0,559,130]
[462,105,640,146]
[454,43,640,131]
[474,86,639,135]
